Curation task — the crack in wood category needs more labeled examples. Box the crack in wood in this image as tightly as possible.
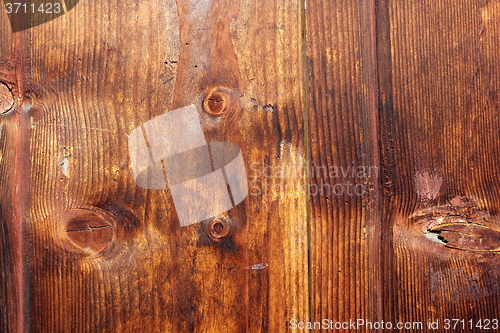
[427,223,500,252]
[66,225,113,233]
[414,202,500,252]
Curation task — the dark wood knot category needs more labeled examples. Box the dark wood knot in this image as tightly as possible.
[63,208,116,255]
[0,82,14,114]
[203,87,235,116]
[207,218,231,241]
[412,198,500,252]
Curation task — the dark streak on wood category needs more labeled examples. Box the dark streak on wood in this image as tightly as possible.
[0,11,15,333]
[364,0,384,325]
[12,29,31,333]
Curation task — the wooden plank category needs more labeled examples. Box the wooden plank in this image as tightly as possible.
[308,0,500,328]
[170,0,308,331]
[0,14,15,333]
[169,1,250,331]
[1,0,308,332]
[25,1,180,331]
[306,0,385,326]
[234,1,310,331]
[379,0,500,326]
[0,8,30,333]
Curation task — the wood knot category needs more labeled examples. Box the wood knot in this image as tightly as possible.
[428,223,500,252]
[63,208,116,256]
[0,82,14,114]
[411,199,500,252]
[203,87,234,116]
[207,218,231,241]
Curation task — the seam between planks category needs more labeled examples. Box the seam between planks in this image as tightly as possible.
[300,0,313,328]
[368,0,384,328]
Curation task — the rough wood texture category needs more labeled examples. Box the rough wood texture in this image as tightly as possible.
[1,0,307,332]
[381,0,500,327]
[0,11,31,333]
[0,12,17,332]
[306,0,387,325]
[3,0,500,332]
[307,0,500,331]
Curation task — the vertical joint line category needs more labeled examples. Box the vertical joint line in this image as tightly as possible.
[160,159,170,189]
[207,143,235,207]
[140,124,155,163]
[300,0,313,325]
[207,142,216,172]
[221,167,236,207]
[369,0,384,328]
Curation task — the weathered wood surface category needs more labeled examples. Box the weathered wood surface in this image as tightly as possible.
[379,0,500,327]
[307,0,500,331]
[2,0,500,332]
[306,0,384,326]
[1,0,308,332]
[0,11,18,333]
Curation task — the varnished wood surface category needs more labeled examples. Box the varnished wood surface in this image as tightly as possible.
[1,0,308,332]
[2,0,500,332]
[306,0,384,325]
[380,0,500,327]
[307,0,500,331]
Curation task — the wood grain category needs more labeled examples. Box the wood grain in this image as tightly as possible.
[169,0,249,331]
[306,0,500,330]
[3,0,500,331]
[306,0,386,326]
[380,0,500,327]
[0,9,32,332]
[0,11,18,332]
[25,2,180,331]
[1,0,308,332]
